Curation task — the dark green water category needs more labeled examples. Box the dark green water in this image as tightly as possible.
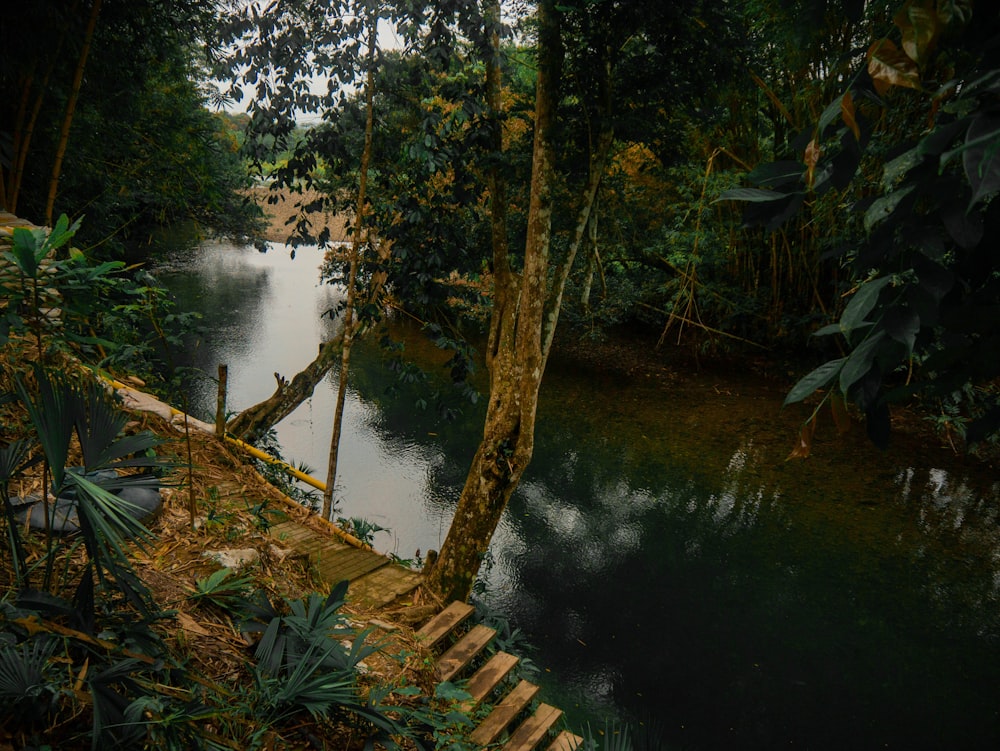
[155,241,1000,750]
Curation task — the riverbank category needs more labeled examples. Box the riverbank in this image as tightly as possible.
[0,343,447,749]
[90,228,1000,749]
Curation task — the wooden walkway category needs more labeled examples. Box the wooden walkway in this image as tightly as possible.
[417,601,584,751]
[0,211,37,237]
[267,518,583,750]
[268,519,421,608]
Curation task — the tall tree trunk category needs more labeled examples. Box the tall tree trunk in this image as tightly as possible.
[45,0,101,226]
[580,202,600,312]
[321,4,378,519]
[3,4,70,214]
[425,0,562,603]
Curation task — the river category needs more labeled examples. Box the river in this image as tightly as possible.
[153,239,1000,750]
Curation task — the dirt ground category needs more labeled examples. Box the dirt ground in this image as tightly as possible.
[248,185,353,244]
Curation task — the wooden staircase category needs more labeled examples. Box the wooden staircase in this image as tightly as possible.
[416,602,584,751]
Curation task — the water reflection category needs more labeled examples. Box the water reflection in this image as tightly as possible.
[158,240,1000,751]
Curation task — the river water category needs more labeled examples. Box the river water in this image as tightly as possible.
[154,240,1000,750]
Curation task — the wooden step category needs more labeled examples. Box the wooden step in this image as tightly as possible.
[469,679,539,746]
[502,703,563,751]
[416,601,475,649]
[436,624,496,681]
[547,730,584,751]
[463,650,520,708]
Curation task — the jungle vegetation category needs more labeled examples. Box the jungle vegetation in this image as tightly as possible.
[215,0,1000,599]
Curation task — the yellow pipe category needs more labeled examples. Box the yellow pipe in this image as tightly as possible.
[221,436,369,549]
[99,372,369,549]
[223,434,325,491]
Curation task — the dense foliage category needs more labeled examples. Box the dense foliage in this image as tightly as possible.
[724,0,1000,450]
[0,0,260,260]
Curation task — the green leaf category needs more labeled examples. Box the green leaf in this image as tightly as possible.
[745,161,803,188]
[882,146,922,187]
[839,331,887,394]
[818,94,845,135]
[915,258,954,302]
[9,228,41,278]
[883,307,920,355]
[784,358,846,406]
[841,276,892,335]
[716,187,790,203]
[864,185,915,231]
[941,199,983,248]
[434,681,473,703]
[960,115,1000,207]
[811,323,843,338]
[918,117,967,157]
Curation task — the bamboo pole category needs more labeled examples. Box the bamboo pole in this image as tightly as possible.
[215,364,228,436]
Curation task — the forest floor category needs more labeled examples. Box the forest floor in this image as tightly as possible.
[0,341,442,750]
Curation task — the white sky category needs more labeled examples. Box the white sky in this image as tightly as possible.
[218,18,405,123]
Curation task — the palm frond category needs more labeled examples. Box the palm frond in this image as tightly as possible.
[0,438,35,585]
[15,367,74,490]
[0,636,60,725]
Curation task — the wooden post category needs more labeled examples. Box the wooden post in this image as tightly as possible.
[216,364,228,436]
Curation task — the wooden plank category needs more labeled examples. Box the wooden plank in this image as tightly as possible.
[547,730,583,751]
[270,520,390,584]
[502,703,563,751]
[270,521,313,544]
[436,624,496,682]
[316,545,384,572]
[415,601,475,648]
[318,552,388,583]
[464,650,520,708]
[347,565,422,608]
[468,680,539,746]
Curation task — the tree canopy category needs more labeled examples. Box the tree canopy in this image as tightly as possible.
[1,0,259,259]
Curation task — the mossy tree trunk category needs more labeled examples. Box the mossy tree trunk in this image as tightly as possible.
[425,0,617,603]
[426,0,561,603]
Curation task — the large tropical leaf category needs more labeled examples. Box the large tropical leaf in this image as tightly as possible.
[784,358,846,406]
[0,439,36,586]
[840,276,893,335]
[867,38,920,95]
[73,379,165,471]
[960,114,1000,207]
[839,330,888,395]
[715,187,791,203]
[70,474,158,614]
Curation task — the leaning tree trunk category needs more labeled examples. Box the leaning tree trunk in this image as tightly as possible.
[425,0,561,604]
[225,334,344,443]
[579,202,602,312]
[225,238,391,446]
